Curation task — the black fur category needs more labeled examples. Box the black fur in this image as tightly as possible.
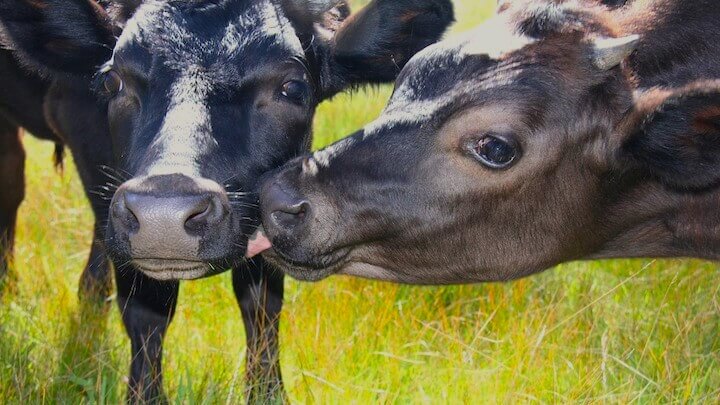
[0,0,115,77]
[326,0,454,93]
[0,43,115,295]
[625,86,720,190]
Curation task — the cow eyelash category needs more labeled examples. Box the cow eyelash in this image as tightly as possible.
[290,55,320,100]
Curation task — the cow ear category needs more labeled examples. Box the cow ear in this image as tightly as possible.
[619,82,720,190]
[283,0,350,34]
[0,0,116,78]
[326,0,454,93]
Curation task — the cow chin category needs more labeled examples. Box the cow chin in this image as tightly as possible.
[132,259,215,281]
[265,251,420,284]
[262,247,350,282]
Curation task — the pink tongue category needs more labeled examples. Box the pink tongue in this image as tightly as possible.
[246,227,272,258]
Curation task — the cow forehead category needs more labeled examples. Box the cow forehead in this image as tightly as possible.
[363,18,536,137]
[111,0,303,71]
[363,0,618,139]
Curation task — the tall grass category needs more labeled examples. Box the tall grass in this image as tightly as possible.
[1,0,719,403]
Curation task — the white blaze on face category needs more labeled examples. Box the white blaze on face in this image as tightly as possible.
[305,135,357,172]
[146,70,214,176]
[458,15,536,59]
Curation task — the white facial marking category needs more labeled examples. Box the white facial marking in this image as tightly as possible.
[146,69,213,176]
[460,16,536,59]
[302,157,320,176]
[364,61,524,137]
[309,136,357,170]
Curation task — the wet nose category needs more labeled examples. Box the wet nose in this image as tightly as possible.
[262,181,310,232]
[110,174,230,259]
[120,192,225,235]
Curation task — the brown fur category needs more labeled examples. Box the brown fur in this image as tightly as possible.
[258,0,720,284]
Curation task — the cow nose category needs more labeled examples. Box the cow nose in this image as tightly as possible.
[109,174,230,260]
[122,192,225,236]
[263,182,310,231]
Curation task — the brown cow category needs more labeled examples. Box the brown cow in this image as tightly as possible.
[251,0,720,284]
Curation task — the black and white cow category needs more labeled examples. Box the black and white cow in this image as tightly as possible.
[0,0,454,401]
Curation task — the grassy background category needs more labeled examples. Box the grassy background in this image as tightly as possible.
[2,0,719,402]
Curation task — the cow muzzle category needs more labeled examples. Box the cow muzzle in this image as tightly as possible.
[109,173,231,280]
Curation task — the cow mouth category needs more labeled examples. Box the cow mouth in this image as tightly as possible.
[132,258,214,281]
[246,227,349,281]
[264,251,348,281]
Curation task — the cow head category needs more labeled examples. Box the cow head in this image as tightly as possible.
[255,0,720,283]
[0,0,454,280]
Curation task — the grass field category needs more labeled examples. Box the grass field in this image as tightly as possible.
[2,0,719,403]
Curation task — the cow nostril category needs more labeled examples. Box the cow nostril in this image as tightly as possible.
[184,195,226,233]
[263,181,311,231]
[187,206,209,222]
[112,193,140,232]
[184,200,211,230]
[271,201,308,230]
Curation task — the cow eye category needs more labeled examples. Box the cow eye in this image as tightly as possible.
[470,134,519,169]
[280,80,309,105]
[103,70,124,96]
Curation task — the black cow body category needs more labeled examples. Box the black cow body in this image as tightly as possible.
[0,0,454,402]
[0,46,113,296]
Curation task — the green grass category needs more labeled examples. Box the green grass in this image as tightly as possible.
[2,0,719,402]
